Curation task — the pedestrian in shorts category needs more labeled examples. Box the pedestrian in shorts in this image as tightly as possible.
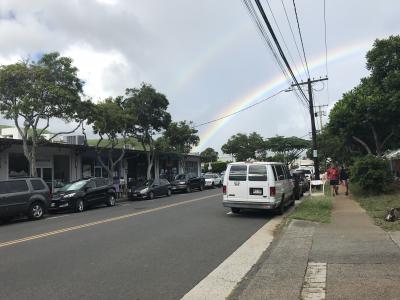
[340,164,350,196]
[327,163,340,196]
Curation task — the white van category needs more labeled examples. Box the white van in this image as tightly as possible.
[222,162,294,214]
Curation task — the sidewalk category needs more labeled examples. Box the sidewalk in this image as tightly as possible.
[230,191,400,300]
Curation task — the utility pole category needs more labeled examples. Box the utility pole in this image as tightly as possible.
[314,104,328,131]
[292,77,328,180]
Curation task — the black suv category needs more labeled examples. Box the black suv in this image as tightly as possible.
[0,177,50,221]
[49,178,116,213]
[170,173,205,193]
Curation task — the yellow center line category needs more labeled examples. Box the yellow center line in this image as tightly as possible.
[0,194,219,249]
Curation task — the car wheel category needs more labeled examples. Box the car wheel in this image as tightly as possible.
[28,202,45,220]
[186,186,192,193]
[75,199,84,213]
[200,184,204,191]
[231,207,241,214]
[148,192,155,200]
[106,194,116,207]
[167,189,172,197]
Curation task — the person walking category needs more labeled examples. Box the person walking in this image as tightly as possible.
[327,163,340,196]
[340,164,350,196]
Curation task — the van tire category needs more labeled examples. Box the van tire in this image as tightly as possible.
[231,207,241,214]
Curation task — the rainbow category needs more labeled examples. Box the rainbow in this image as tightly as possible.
[193,39,373,152]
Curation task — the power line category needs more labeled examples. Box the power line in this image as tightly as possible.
[193,89,286,128]
[292,0,310,78]
[323,0,331,105]
[280,0,308,77]
[264,0,304,83]
[253,0,309,104]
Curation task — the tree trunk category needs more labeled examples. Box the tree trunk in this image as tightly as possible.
[352,136,372,155]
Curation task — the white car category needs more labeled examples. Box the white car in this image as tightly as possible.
[203,173,222,188]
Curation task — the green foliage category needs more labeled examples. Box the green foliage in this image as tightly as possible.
[0,52,86,176]
[290,195,332,223]
[162,121,199,154]
[353,190,400,231]
[200,147,218,163]
[350,155,393,195]
[221,132,264,161]
[327,36,400,156]
[264,136,309,166]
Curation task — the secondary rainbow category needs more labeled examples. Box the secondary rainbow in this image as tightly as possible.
[194,39,373,152]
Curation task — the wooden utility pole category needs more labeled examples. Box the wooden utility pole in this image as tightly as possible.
[292,77,328,180]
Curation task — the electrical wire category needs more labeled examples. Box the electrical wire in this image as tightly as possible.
[253,0,309,104]
[264,0,304,83]
[193,89,286,128]
[280,0,308,78]
[323,0,331,105]
[292,0,310,78]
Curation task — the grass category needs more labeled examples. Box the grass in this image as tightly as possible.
[352,184,400,231]
[290,195,333,223]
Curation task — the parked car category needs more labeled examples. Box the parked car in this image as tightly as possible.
[223,162,294,215]
[170,173,205,193]
[296,167,313,181]
[0,177,50,221]
[129,179,171,200]
[49,178,116,213]
[203,173,222,188]
[291,171,309,200]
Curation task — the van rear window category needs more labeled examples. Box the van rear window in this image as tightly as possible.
[229,165,247,181]
[248,165,268,181]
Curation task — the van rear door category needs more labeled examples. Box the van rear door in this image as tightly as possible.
[226,165,248,201]
[247,165,269,202]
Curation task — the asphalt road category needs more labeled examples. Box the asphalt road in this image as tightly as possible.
[0,188,273,300]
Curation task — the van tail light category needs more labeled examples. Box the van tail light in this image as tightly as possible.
[270,187,276,197]
[223,185,227,195]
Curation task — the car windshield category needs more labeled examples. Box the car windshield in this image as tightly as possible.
[175,174,186,180]
[59,181,87,192]
[143,180,154,187]
[204,174,214,179]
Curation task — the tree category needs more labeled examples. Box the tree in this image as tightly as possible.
[221,132,264,161]
[123,83,171,179]
[0,52,87,176]
[88,97,131,182]
[265,136,310,166]
[162,121,199,154]
[200,147,219,163]
[328,36,400,156]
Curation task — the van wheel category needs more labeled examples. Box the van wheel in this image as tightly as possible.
[75,199,84,213]
[277,196,285,215]
[231,207,241,214]
[28,202,45,220]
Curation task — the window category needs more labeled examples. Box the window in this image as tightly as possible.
[6,180,29,193]
[229,165,247,181]
[86,181,96,189]
[272,166,278,181]
[95,178,106,187]
[248,165,268,181]
[31,179,46,191]
[275,165,284,180]
[160,179,169,185]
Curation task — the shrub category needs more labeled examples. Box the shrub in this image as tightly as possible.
[350,154,393,194]
[202,161,228,173]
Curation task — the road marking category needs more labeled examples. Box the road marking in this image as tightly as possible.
[0,194,218,249]
[301,262,327,300]
[181,216,283,300]
[46,215,70,220]
[226,212,232,215]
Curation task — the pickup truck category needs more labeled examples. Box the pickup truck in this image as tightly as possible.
[170,174,205,193]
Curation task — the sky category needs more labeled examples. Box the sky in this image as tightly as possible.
[0,0,399,153]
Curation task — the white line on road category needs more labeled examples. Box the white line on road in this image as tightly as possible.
[226,212,232,215]
[181,216,283,300]
[46,215,70,220]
